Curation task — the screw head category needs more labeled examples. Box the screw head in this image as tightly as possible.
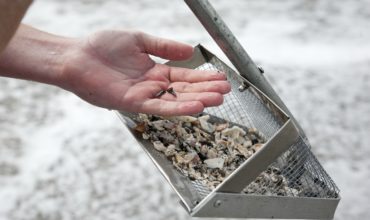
[238,85,245,92]
[238,82,249,92]
[213,200,222,208]
[257,66,265,74]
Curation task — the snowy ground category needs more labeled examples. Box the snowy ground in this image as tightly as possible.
[0,0,370,219]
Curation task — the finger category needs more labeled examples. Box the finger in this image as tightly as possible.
[138,99,204,116]
[170,81,231,94]
[140,33,193,60]
[169,67,227,83]
[160,92,224,107]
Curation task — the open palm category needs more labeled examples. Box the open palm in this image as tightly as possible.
[61,30,230,116]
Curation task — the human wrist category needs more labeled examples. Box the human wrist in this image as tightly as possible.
[42,36,79,89]
[0,25,78,88]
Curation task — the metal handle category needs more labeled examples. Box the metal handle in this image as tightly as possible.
[184,0,306,137]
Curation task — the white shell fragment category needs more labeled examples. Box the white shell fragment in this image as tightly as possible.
[135,113,268,190]
[170,115,197,123]
[222,126,246,138]
[204,158,225,169]
[198,115,215,133]
[153,141,166,152]
[165,144,176,157]
[151,120,166,131]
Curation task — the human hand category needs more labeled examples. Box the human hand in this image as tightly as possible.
[60,30,230,116]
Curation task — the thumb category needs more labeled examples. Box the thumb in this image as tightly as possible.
[140,32,194,61]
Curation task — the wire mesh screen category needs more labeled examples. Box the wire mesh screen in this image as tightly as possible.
[186,57,287,200]
[197,56,339,199]
[198,58,283,139]
[243,137,339,198]
[119,47,339,210]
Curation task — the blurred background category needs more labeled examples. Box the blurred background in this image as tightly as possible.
[0,0,369,219]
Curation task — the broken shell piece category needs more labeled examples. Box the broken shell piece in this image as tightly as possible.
[134,123,146,133]
[154,90,166,98]
[207,148,218,159]
[173,116,198,123]
[185,135,197,146]
[151,120,166,131]
[175,123,188,137]
[204,158,225,169]
[252,143,264,151]
[200,145,208,155]
[248,127,258,134]
[270,175,283,185]
[248,127,267,142]
[153,141,167,152]
[287,187,299,197]
[188,170,202,180]
[166,87,177,97]
[158,132,176,143]
[221,126,246,139]
[242,139,253,148]
[165,144,176,157]
[198,115,215,133]
[142,133,150,140]
[193,127,212,141]
[184,152,199,164]
[163,120,176,130]
[175,154,185,164]
[138,113,149,121]
[215,123,229,131]
[236,144,252,158]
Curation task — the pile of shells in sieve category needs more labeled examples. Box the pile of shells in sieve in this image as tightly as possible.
[242,166,300,197]
[134,113,269,190]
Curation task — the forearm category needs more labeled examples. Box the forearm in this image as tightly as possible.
[0,24,75,87]
[0,0,33,52]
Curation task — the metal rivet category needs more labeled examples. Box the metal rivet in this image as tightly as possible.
[213,200,222,208]
[193,200,199,206]
[258,66,264,74]
[238,82,248,92]
[238,85,245,92]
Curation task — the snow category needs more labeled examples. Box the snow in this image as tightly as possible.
[1,0,370,219]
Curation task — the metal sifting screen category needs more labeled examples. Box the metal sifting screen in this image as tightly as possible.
[118,47,339,213]
[193,56,340,200]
